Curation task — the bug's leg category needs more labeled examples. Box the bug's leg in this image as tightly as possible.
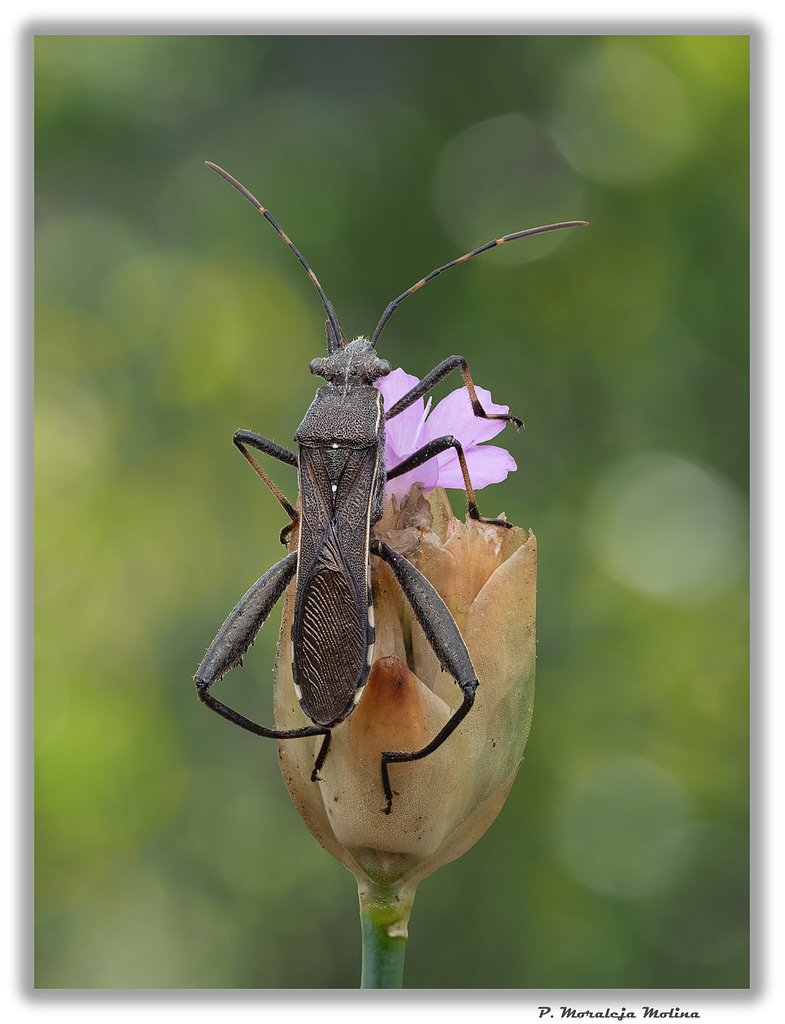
[278,519,299,546]
[233,429,299,545]
[371,539,479,815]
[195,550,328,746]
[386,434,513,528]
[234,428,298,467]
[311,732,332,782]
[384,355,523,430]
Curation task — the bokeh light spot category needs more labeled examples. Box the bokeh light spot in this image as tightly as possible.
[552,755,693,900]
[551,42,697,186]
[587,451,748,602]
[153,261,317,407]
[433,113,585,265]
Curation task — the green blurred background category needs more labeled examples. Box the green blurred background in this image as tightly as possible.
[34,35,749,988]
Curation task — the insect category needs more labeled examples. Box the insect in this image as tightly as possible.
[195,161,586,813]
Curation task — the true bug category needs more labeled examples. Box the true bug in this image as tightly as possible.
[195,161,586,813]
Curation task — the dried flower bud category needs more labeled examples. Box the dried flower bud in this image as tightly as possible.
[273,484,536,907]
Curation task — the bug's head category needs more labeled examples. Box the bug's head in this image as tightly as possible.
[309,337,392,386]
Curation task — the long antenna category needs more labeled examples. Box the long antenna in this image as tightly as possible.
[206,161,343,354]
[370,220,588,349]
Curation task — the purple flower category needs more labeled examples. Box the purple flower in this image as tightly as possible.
[374,368,517,501]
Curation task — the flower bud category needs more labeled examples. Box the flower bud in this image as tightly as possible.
[273,485,536,897]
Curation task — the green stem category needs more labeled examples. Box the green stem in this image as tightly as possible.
[358,880,415,988]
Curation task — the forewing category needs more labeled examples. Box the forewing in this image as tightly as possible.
[293,446,379,727]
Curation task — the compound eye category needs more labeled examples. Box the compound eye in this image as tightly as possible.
[309,358,324,375]
[375,358,392,377]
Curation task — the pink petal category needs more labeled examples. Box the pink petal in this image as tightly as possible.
[374,367,418,407]
[375,367,518,499]
[435,445,517,490]
[423,386,511,446]
[375,369,427,470]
